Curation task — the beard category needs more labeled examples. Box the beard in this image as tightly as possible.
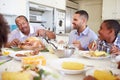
[72,23,79,29]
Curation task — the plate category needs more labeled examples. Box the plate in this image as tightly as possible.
[9,50,33,60]
[85,68,116,80]
[79,51,110,59]
[0,56,10,60]
[49,58,91,74]
[1,48,15,56]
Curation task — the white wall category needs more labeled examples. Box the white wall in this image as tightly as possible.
[77,0,102,34]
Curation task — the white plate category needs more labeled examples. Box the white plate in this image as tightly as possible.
[9,50,33,60]
[85,68,107,76]
[0,56,10,60]
[80,51,110,59]
[78,50,89,55]
[85,68,117,80]
[49,58,91,74]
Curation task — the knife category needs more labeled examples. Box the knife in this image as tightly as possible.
[0,58,12,65]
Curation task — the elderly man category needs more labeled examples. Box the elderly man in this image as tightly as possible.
[7,15,56,47]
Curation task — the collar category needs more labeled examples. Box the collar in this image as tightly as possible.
[114,37,118,45]
[78,27,89,36]
[82,27,89,35]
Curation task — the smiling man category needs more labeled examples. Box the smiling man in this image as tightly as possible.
[68,10,98,50]
[7,15,56,47]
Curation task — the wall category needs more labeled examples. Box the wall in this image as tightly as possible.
[66,0,79,9]
[77,0,102,34]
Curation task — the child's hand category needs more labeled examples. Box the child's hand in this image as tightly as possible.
[88,41,97,51]
[111,45,119,54]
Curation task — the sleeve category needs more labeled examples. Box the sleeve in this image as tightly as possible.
[7,30,18,42]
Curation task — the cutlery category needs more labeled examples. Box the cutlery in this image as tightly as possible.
[37,36,58,49]
[43,38,58,49]
[0,58,12,65]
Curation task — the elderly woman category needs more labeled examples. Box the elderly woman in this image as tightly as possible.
[0,13,10,50]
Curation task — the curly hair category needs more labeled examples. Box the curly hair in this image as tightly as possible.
[0,13,10,49]
[103,20,120,36]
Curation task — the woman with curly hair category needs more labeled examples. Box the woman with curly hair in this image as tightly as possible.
[0,13,10,49]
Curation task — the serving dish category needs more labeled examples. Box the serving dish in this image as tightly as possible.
[49,58,91,74]
[9,50,33,60]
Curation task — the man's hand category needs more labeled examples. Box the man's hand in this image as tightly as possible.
[36,29,56,40]
[72,40,83,50]
[9,39,21,47]
[36,29,46,38]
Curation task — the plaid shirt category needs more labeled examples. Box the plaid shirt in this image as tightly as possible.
[97,36,120,53]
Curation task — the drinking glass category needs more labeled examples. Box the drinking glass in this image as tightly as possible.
[110,54,116,62]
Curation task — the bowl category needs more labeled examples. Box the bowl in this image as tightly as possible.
[54,48,75,58]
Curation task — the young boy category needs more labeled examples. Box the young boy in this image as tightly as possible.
[89,20,120,54]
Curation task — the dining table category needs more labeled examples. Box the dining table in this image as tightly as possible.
[0,48,120,80]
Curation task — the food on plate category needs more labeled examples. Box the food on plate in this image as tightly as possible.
[84,75,97,80]
[89,51,108,57]
[15,53,28,57]
[22,56,46,66]
[115,74,120,80]
[1,48,11,56]
[85,69,119,80]
[93,70,116,80]
[62,61,84,70]
[15,51,39,57]
[18,37,45,50]
[22,56,46,72]
[33,69,61,80]
[2,51,10,56]
[2,71,33,80]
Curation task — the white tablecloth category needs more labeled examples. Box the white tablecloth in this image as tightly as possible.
[0,52,120,80]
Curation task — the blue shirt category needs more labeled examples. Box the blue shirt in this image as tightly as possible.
[68,27,98,50]
[8,25,45,42]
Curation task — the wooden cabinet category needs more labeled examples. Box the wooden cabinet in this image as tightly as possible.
[0,0,28,16]
[102,0,120,20]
